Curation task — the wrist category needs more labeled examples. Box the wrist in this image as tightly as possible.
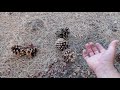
[94,64,120,78]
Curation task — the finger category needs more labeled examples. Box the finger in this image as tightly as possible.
[108,40,119,52]
[82,49,89,60]
[96,43,105,52]
[85,43,94,56]
[91,42,100,54]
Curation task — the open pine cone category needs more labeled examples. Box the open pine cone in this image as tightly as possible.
[62,49,76,63]
[11,44,37,58]
[55,27,70,39]
[55,38,69,51]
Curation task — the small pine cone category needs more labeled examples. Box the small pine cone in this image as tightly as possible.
[55,38,69,51]
[25,47,37,58]
[55,27,70,39]
[19,48,26,56]
[11,44,37,58]
[11,45,23,56]
[62,49,76,63]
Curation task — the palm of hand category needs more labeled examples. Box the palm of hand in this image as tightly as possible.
[82,41,118,71]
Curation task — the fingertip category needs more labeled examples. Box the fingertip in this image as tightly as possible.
[82,49,89,59]
[115,40,119,43]
[89,42,94,44]
[82,49,87,55]
[85,43,89,46]
[82,49,86,52]
[96,43,99,45]
[108,40,119,51]
[110,40,119,46]
[111,40,119,43]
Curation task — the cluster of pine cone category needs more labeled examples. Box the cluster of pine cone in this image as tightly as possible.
[55,27,70,51]
[55,27,76,63]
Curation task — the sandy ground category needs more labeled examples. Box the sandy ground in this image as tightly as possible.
[0,12,120,78]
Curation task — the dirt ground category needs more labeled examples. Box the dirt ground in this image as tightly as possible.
[0,12,120,78]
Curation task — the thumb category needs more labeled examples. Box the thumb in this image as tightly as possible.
[108,40,119,52]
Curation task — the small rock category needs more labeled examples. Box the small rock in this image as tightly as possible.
[109,22,118,32]
[8,12,14,15]
[44,68,49,72]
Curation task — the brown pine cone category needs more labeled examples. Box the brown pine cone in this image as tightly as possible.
[25,47,37,58]
[55,27,70,39]
[11,44,37,58]
[11,45,24,56]
[55,38,69,51]
[62,49,76,63]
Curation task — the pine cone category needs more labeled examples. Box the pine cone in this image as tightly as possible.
[55,27,70,39]
[55,38,69,51]
[11,44,37,58]
[11,45,24,56]
[25,47,37,58]
[62,49,76,63]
